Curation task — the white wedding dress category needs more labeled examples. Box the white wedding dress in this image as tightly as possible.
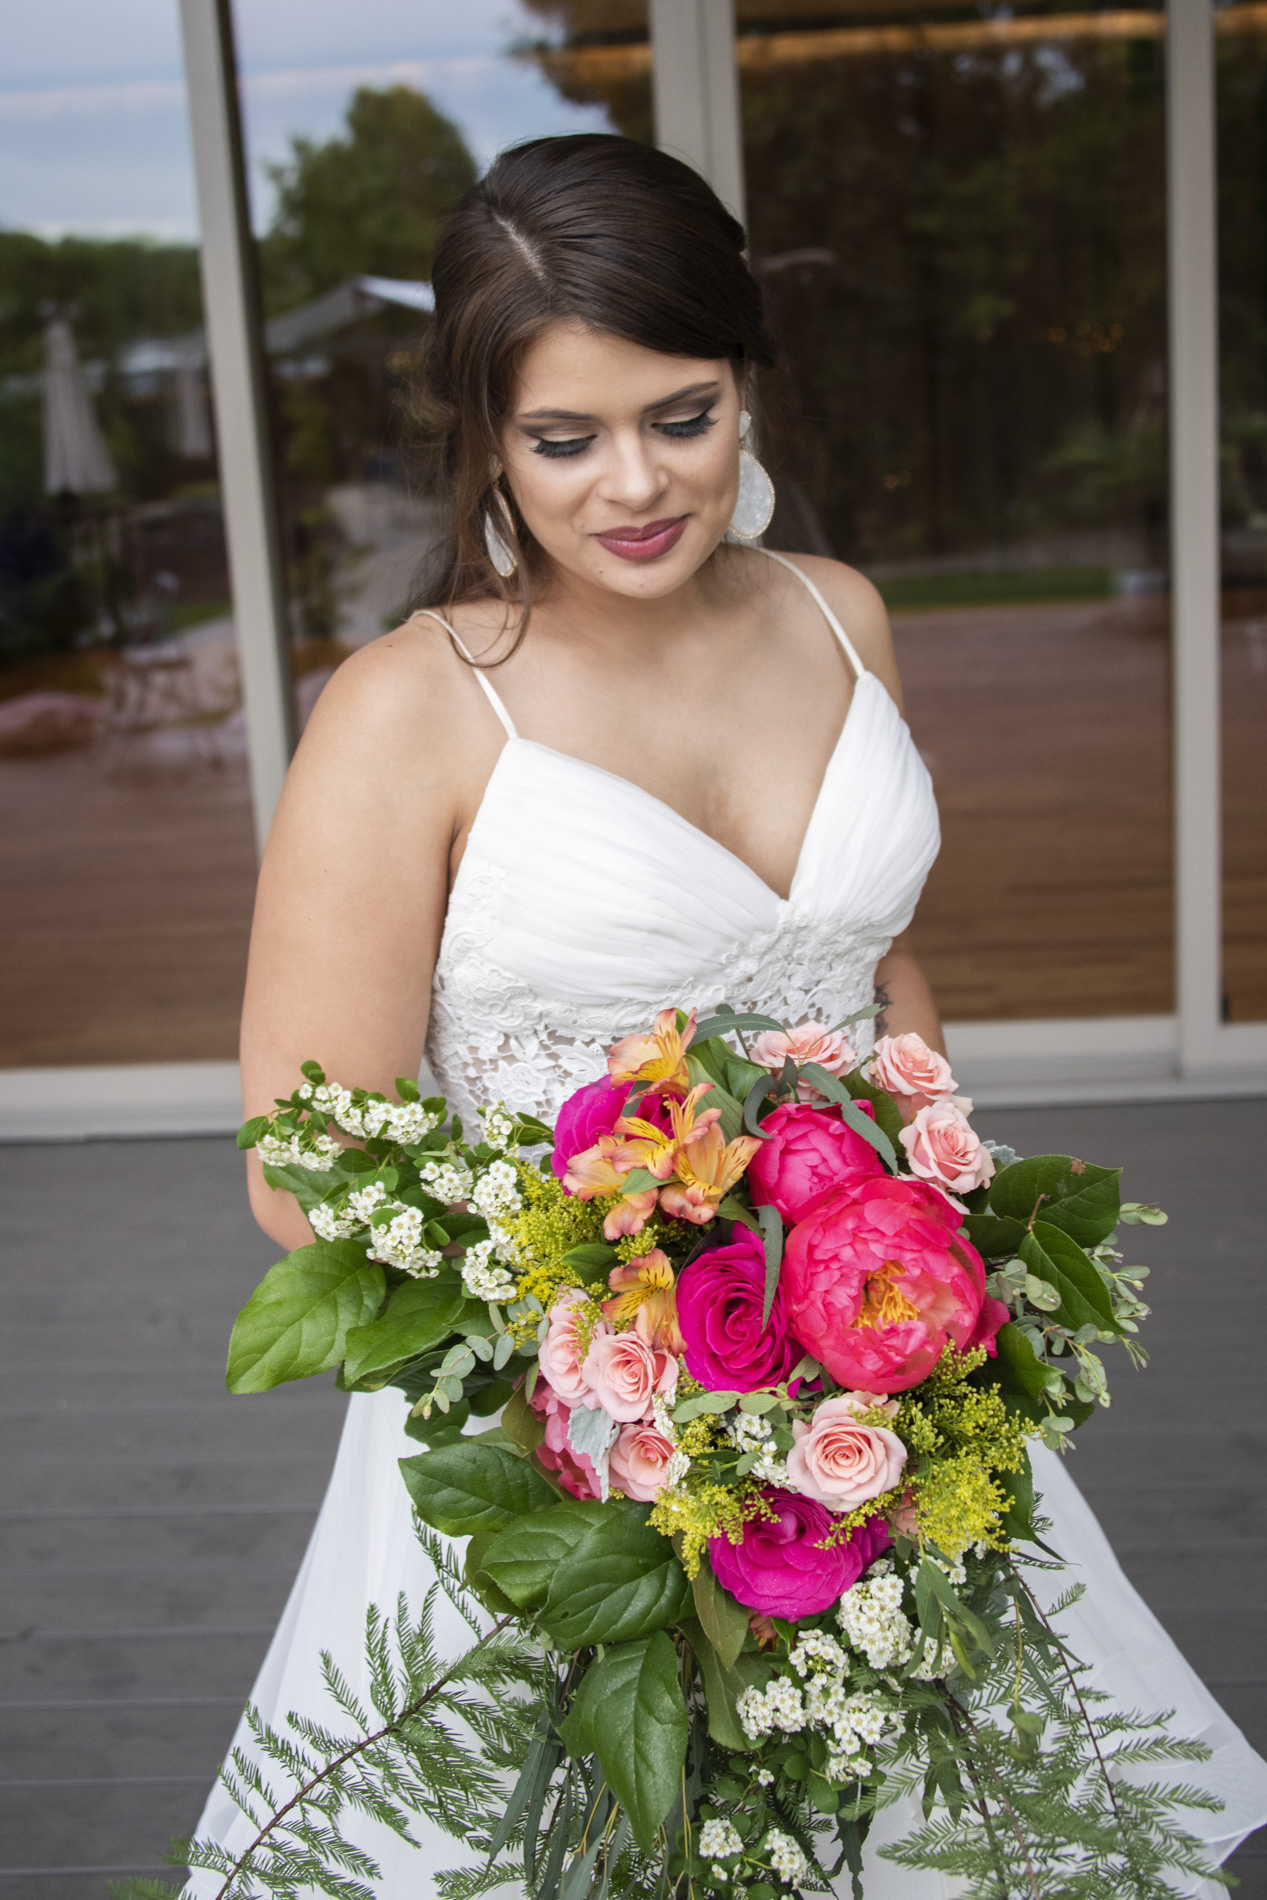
[190,553,1266,1896]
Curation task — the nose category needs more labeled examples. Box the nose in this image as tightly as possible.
[597,426,669,515]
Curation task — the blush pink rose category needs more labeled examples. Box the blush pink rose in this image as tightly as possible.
[900,1098,995,1194]
[782,1176,1003,1393]
[529,1378,602,1500]
[581,1328,678,1421]
[538,1289,607,1407]
[709,1488,891,1619]
[868,1033,957,1117]
[786,1392,908,1512]
[609,1421,677,1501]
[750,1022,857,1099]
[746,1101,885,1226]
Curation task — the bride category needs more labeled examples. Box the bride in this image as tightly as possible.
[191,134,1265,1895]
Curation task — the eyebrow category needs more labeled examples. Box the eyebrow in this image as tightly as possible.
[516,380,721,424]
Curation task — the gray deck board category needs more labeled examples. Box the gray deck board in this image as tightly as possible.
[2,1104,1264,1893]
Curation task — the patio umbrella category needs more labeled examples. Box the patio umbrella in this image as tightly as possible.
[43,318,116,495]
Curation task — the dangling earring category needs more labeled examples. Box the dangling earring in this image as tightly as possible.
[727,410,775,542]
[483,485,518,579]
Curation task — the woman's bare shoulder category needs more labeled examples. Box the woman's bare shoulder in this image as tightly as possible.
[764,550,904,708]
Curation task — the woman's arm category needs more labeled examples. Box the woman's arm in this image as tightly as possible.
[872,930,945,1057]
[239,626,499,1251]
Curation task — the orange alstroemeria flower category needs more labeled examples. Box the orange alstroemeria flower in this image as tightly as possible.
[658,1118,762,1225]
[608,1007,697,1098]
[616,1082,720,1181]
[602,1249,686,1354]
[562,1137,660,1240]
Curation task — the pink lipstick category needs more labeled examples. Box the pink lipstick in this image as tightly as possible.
[596,516,688,562]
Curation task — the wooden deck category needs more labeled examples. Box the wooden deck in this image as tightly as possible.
[0,593,1262,1068]
[0,1100,1264,1893]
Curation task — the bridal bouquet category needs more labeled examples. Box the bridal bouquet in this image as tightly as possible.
[194,1008,1220,1900]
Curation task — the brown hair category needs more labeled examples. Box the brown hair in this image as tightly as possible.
[411,133,777,657]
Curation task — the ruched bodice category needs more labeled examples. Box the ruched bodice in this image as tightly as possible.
[424,554,940,1125]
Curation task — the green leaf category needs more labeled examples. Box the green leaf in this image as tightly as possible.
[841,1068,905,1151]
[718,1193,762,1233]
[989,1154,1121,1247]
[686,1055,744,1141]
[743,1072,777,1140]
[226,1242,385,1393]
[989,1321,1051,1402]
[398,1439,556,1537]
[565,1634,689,1850]
[480,1500,606,1607]
[798,1064,898,1170]
[260,1159,345,1210]
[1020,1223,1119,1333]
[501,1379,546,1453]
[539,1504,691,1647]
[692,1010,785,1041]
[691,1557,750,1669]
[725,1055,775,1104]
[342,1274,466,1384]
[681,1617,754,1751]
[236,1114,269,1151]
[999,1451,1037,1543]
[560,1242,620,1278]
[757,1202,784,1329]
[963,1213,1027,1260]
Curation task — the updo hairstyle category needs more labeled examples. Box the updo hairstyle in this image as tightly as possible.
[413,133,777,653]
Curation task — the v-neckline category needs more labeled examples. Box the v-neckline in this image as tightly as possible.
[472,672,881,907]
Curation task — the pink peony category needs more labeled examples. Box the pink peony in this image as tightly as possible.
[750,1022,857,1099]
[675,1228,801,1393]
[781,1176,1003,1393]
[608,1421,677,1501]
[529,1378,602,1500]
[786,1392,907,1512]
[868,1033,957,1117]
[746,1101,885,1226]
[539,1289,606,1406]
[581,1328,677,1421]
[900,1098,994,1195]
[709,1488,890,1618]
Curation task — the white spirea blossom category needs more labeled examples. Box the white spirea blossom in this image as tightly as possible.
[461,1238,516,1303]
[698,1820,744,1860]
[385,1101,442,1145]
[418,1160,474,1204]
[788,1630,848,1677]
[837,1569,915,1671]
[365,1204,441,1277]
[710,1868,728,1883]
[909,1641,954,1681]
[347,1182,389,1223]
[311,1082,355,1126]
[257,1129,341,1171]
[764,1832,807,1884]
[310,1201,360,1241]
[651,1396,692,1489]
[727,1411,773,1450]
[470,1160,522,1220]
[755,1768,773,1787]
[480,1104,516,1150]
[736,1678,806,1740]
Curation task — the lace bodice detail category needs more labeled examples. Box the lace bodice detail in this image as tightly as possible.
[424,652,940,1130]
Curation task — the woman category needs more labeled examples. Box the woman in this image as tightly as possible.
[194,136,1264,1894]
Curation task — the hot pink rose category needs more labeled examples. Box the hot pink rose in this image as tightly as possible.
[868,1033,957,1117]
[529,1378,602,1500]
[900,1098,995,1194]
[782,1176,1003,1393]
[750,1022,857,1099]
[786,1392,908,1512]
[551,1078,669,1187]
[675,1229,801,1393]
[709,1488,891,1618]
[581,1328,677,1421]
[539,1289,606,1407]
[609,1421,677,1501]
[746,1101,885,1225]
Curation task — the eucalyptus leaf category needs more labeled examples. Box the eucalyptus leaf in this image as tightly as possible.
[798,1063,898,1170]
[757,1202,784,1328]
[692,1010,785,1041]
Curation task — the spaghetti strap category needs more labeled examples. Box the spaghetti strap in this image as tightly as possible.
[412,609,519,741]
[761,549,868,681]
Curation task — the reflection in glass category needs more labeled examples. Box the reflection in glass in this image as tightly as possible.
[733,1,1173,1021]
[1218,3,1267,1022]
[0,224,256,1064]
[232,0,651,722]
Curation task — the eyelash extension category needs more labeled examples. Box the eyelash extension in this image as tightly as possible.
[529,407,719,459]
